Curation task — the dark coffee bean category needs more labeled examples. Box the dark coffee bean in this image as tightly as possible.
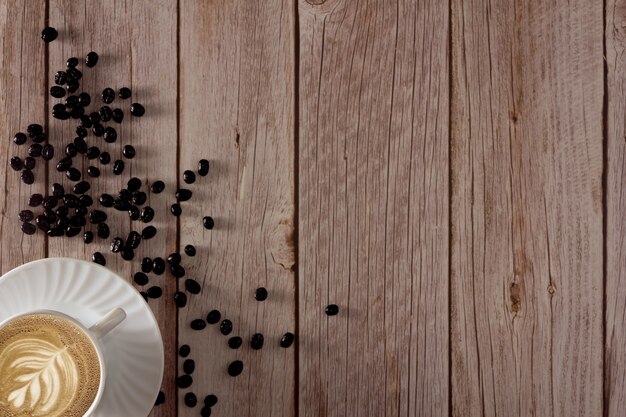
[66,167,81,181]
[200,407,211,417]
[152,257,165,275]
[56,205,69,218]
[198,159,209,176]
[122,144,135,159]
[183,170,196,184]
[89,210,107,224]
[141,225,157,240]
[10,156,23,171]
[103,127,117,143]
[179,345,190,357]
[28,144,42,158]
[203,216,214,230]
[13,132,27,145]
[66,67,82,80]
[29,193,43,207]
[280,332,295,348]
[121,246,134,260]
[18,209,34,222]
[36,215,50,232]
[70,105,85,119]
[24,157,36,170]
[127,231,141,249]
[92,123,104,137]
[206,310,221,324]
[171,264,185,278]
[75,206,88,216]
[147,286,162,299]
[113,199,132,211]
[79,115,92,128]
[250,333,264,350]
[21,169,34,185]
[102,88,115,104]
[255,287,268,301]
[41,144,54,161]
[140,206,154,222]
[92,252,106,266]
[112,108,124,123]
[118,87,132,99]
[43,196,58,209]
[51,183,64,198]
[73,181,90,194]
[32,133,46,143]
[85,51,99,68]
[118,189,132,202]
[54,71,67,85]
[170,204,182,217]
[66,81,79,94]
[128,206,140,220]
[110,237,123,253]
[66,56,79,68]
[141,257,153,273]
[325,304,339,316]
[219,320,233,335]
[132,191,147,206]
[140,291,148,301]
[27,124,43,137]
[65,226,81,237]
[167,253,181,265]
[99,106,113,122]
[56,157,72,172]
[154,390,165,406]
[86,146,100,160]
[184,244,196,257]
[63,194,79,208]
[99,152,111,165]
[227,360,243,377]
[184,392,197,408]
[47,226,64,237]
[87,166,100,178]
[78,92,91,107]
[97,223,110,239]
[79,195,93,207]
[44,209,57,223]
[130,103,145,117]
[228,337,242,350]
[176,189,192,202]
[183,359,195,375]
[50,86,65,98]
[176,374,192,389]
[98,193,114,208]
[65,95,79,108]
[89,111,101,124]
[41,27,58,42]
[151,180,165,193]
[185,279,201,294]
[174,292,187,308]
[69,215,86,228]
[190,319,206,331]
[83,231,94,244]
[113,160,125,175]
[204,395,218,407]
[65,143,78,157]
[21,222,36,235]
[127,177,142,192]
[74,137,88,154]
[53,103,66,112]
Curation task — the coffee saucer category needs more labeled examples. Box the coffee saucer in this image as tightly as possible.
[0,257,164,417]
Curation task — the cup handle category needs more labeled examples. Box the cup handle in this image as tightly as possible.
[89,308,127,340]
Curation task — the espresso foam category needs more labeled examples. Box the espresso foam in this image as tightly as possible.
[0,314,101,417]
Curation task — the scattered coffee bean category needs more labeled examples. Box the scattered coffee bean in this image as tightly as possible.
[92,123,104,136]
[41,27,58,42]
[154,390,165,406]
[176,374,193,389]
[255,287,268,301]
[174,291,187,308]
[73,181,90,194]
[21,169,34,185]
[74,137,88,153]
[123,144,136,159]
[28,144,42,157]
[113,159,125,175]
[200,407,211,417]
[21,222,36,235]
[103,127,117,143]
[183,359,195,375]
[27,124,43,137]
[13,132,27,145]
[141,257,153,273]
[190,319,206,331]
[78,92,91,106]
[147,286,162,299]
[127,231,141,249]
[280,332,295,348]
[87,166,100,178]
[151,180,165,193]
[184,392,197,408]
[54,71,67,85]
[65,226,81,237]
[176,189,192,201]
[86,146,100,159]
[140,206,154,222]
[119,87,132,99]
[325,304,339,316]
[130,103,145,117]
[85,51,99,68]
[219,320,232,336]
[19,210,34,222]
[66,167,81,181]
[50,85,65,98]
[183,170,196,184]
[10,156,23,171]
[141,225,157,240]
[99,105,113,122]
[250,333,264,350]
[89,210,107,224]
[184,244,196,257]
[185,279,201,295]
[47,227,64,237]
[43,196,58,209]
[227,360,243,377]
[167,253,181,264]
[198,159,209,176]
[24,156,36,170]
[42,144,54,161]
[99,152,111,165]
[29,193,43,207]
[56,157,72,172]
[126,178,141,193]
[203,216,214,230]
[170,264,185,278]
[111,237,124,253]
[36,216,50,232]
[65,95,79,108]
[79,195,93,207]
[179,344,191,357]
[121,246,134,260]
[118,189,133,201]
[204,395,218,407]
[228,336,242,350]
[152,257,165,275]
[99,193,114,207]
[97,223,110,239]
[83,231,94,244]
[132,191,147,206]
[66,67,82,80]
[65,143,78,157]
[206,310,221,324]
[170,203,182,216]
[102,88,115,104]
[128,206,140,220]
[92,252,106,266]
[112,108,124,123]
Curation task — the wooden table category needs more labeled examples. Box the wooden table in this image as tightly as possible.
[0,0,624,416]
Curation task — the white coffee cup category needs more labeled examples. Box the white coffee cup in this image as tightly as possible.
[0,307,126,417]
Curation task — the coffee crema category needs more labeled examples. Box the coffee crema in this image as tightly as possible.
[0,313,101,417]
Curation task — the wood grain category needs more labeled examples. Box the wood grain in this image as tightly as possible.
[178,1,296,416]
[0,1,47,272]
[450,1,604,416]
[605,1,626,415]
[47,1,178,416]
[297,1,449,416]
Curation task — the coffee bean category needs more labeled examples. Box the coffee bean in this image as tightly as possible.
[179,344,190,357]
[176,189,192,202]
[127,231,141,249]
[141,257,153,273]
[141,225,157,240]
[183,359,195,375]
[66,167,81,181]
[28,144,42,157]
[65,226,81,237]
[103,127,117,143]
[24,156,36,170]
[97,223,110,239]
[228,336,242,349]
[112,108,124,123]
[99,152,111,165]
[119,87,131,99]
[43,196,58,209]
[47,227,64,237]
[110,237,124,253]
[10,156,23,171]
[41,27,58,42]
[85,51,98,68]
[74,137,88,153]
[99,193,114,207]
[204,395,218,407]
[113,160,125,175]
[83,231,94,244]
[13,132,27,145]
[167,252,181,265]
[184,244,196,257]
[185,279,201,295]
[154,391,165,406]
[132,191,147,206]
[250,333,264,350]
[140,206,154,222]
[42,144,54,161]
[227,360,243,377]
[198,159,209,176]
[255,287,268,301]
[147,286,162,299]
[21,169,34,185]
[190,319,206,331]
[56,156,72,172]
[219,320,232,335]
[280,332,295,348]
[36,215,50,232]
[87,166,100,178]
[122,144,135,159]
[170,204,182,216]
[128,206,140,220]
[200,407,211,417]
[174,292,187,308]
[325,304,339,316]
[203,216,214,230]
[21,222,36,235]
[176,375,192,389]
[73,181,90,194]
[127,177,142,192]
[206,310,221,324]
[29,193,43,207]
[79,195,93,207]
[130,103,145,117]
[121,247,134,261]
[19,210,34,222]
[153,257,165,275]
[183,170,196,184]
[92,252,106,266]
[184,392,197,408]
[88,210,107,224]
[151,180,165,193]
[170,264,185,278]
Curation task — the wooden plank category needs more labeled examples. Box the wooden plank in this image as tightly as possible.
[605,1,626,415]
[0,2,47,271]
[450,1,603,415]
[178,1,296,416]
[297,1,449,416]
[47,1,178,416]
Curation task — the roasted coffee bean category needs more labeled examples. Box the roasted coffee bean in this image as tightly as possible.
[83,231,94,244]
[10,156,23,171]
[204,395,218,407]
[53,103,66,113]
[176,375,192,389]
[89,111,101,124]
[250,333,264,350]
[19,210,34,222]
[79,115,92,128]
[206,310,221,324]
[122,144,135,159]
[127,177,142,192]
[65,95,79,108]
[41,27,58,42]
[140,206,154,222]
[128,205,140,220]
[44,209,57,224]
[99,151,111,165]
[184,392,197,408]
[97,223,110,239]
[170,204,182,217]
[171,264,185,278]
[228,337,242,350]
[179,345,190,357]
[130,103,145,117]
[280,332,295,348]
[66,81,79,94]
[85,51,98,68]
[118,189,132,201]
[183,359,195,375]
[227,361,243,377]
[92,123,104,137]
[63,194,79,208]
[21,169,34,185]
[42,144,54,161]
[198,159,209,176]
[203,216,214,230]
[167,253,181,265]
[74,136,88,153]
[118,87,131,99]
[174,292,187,308]
[121,246,134,261]
[54,71,67,85]
[151,180,165,193]
[65,226,81,237]
[36,215,50,232]
[147,286,162,299]
[99,105,113,122]
[78,92,91,107]
[255,287,268,301]
[28,144,42,157]
[21,222,36,235]
[141,257,153,273]
[176,189,192,202]
[219,320,233,335]
[56,157,72,172]
[99,193,114,207]
[74,206,88,217]
[87,166,100,178]
[86,146,100,160]
[79,195,93,207]
[185,279,201,295]
[24,156,36,170]
[190,319,206,331]
[127,231,141,249]
[200,407,211,417]
[152,257,165,275]
[73,181,90,194]
[183,170,196,184]
[27,124,43,137]
[51,183,64,198]
[325,304,339,316]
[65,143,78,157]
[32,132,46,143]
[112,108,124,123]
[66,57,79,68]
[66,67,82,80]
[69,215,86,228]
[66,167,81,181]
[47,226,64,237]
[132,191,147,206]
[113,159,125,175]
[56,206,69,218]
[92,252,105,266]
[103,127,117,143]
[50,85,65,98]
[102,88,115,104]
[29,193,43,207]
[110,237,124,253]
[89,209,107,224]
[141,225,157,240]
[113,199,132,211]
[70,105,85,119]
[43,196,58,209]
[184,244,196,257]
[13,132,27,145]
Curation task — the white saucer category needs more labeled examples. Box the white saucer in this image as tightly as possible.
[0,257,164,417]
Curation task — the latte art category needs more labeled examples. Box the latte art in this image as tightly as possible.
[0,314,101,417]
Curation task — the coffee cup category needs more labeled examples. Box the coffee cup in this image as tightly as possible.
[0,307,126,417]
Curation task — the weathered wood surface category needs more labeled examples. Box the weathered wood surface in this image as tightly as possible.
[450,0,604,416]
